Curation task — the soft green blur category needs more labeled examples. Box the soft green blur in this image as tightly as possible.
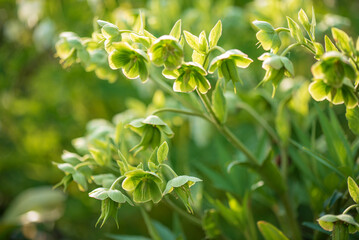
[1,0,359,239]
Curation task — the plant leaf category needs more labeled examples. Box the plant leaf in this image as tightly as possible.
[209,20,222,48]
[169,19,182,40]
[257,221,289,240]
[348,177,359,203]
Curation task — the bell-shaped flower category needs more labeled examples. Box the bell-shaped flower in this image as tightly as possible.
[163,62,211,94]
[148,35,184,70]
[108,42,149,82]
[122,169,163,203]
[208,49,253,91]
[253,21,281,52]
[163,175,202,213]
[127,115,174,154]
[309,51,357,108]
[258,53,294,96]
[55,32,90,68]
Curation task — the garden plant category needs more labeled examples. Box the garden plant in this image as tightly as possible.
[2,1,359,240]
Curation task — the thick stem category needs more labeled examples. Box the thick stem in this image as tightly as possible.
[332,222,349,240]
[281,193,302,240]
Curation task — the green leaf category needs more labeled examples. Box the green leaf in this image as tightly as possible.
[209,20,222,48]
[257,221,289,240]
[212,80,227,123]
[325,35,338,52]
[348,177,359,203]
[253,20,274,32]
[298,9,311,33]
[89,187,109,200]
[157,141,169,164]
[183,31,200,52]
[332,27,355,55]
[198,31,209,53]
[287,17,304,43]
[169,19,182,40]
[72,172,88,191]
[318,214,337,231]
[108,189,131,204]
[163,175,202,195]
[311,6,316,39]
[346,107,359,135]
[275,101,290,145]
[57,163,76,174]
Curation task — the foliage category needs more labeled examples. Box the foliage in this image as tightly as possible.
[3,0,359,240]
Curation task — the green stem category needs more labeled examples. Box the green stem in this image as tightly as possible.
[150,73,198,112]
[159,164,178,177]
[236,101,279,142]
[275,27,290,33]
[281,193,302,240]
[196,90,259,166]
[196,90,301,240]
[74,161,93,170]
[165,197,202,227]
[110,176,125,190]
[343,204,359,214]
[332,222,349,240]
[152,108,213,123]
[281,43,301,56]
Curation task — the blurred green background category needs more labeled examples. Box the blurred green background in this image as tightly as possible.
[1,0,359,239]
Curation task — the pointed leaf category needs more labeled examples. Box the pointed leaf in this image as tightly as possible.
[169,19,182,40]
[209,20,222,48]
[257,221,289,240]
[157,141,169,164]
[348,177,359,203]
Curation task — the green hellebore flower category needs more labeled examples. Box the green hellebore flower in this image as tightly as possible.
[163,175,202,213]
[163,62,211,94]
[253,20,281,52]
[312,51,355,88]
[128,115,174,155]
[309,51,357,108]
[148,35,184,70]
[318,214,359,234]
[122,169,163,203]
[108,42,149,82]
[258,53,294,97]
[55,32,89,68]
[208,49,253,91]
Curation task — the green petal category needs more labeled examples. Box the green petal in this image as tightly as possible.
[162,68,179,79]
[195,72,211,94]
[280,57,294,76]
[107,189,127,203]
[173,72,197,93]
[122,170,146,191]
[208,58,220,73]
[308,80,331,101]
[157,125,174,138]
[133,181,151,203]
[342,86,358,108]
[108,49,131,69]
[123,61,140,79]
[149,182,162,203]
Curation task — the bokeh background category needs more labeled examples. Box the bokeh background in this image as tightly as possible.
[1,0,359,239]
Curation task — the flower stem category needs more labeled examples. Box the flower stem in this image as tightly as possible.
[110,176,125,190]
[343,204,359,214]
[280,43,301,56]
[159,164,178,177]
[152,108,213,123]
[165,197,202,227]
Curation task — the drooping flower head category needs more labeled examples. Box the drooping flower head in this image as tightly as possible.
[108,42,149,82]
[148,35,184,70]
[122,169,163,203]
[163,62,211,94]
[209,49,253,91]
[309,51,357,108]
